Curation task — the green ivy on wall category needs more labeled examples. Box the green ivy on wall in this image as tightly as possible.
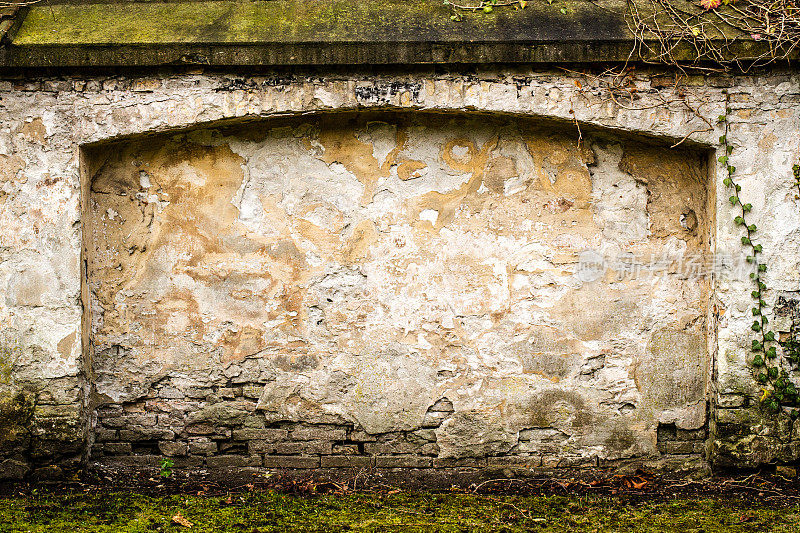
[720,94,800,418]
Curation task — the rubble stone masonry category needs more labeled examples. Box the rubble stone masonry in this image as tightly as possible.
[0,67,798,479]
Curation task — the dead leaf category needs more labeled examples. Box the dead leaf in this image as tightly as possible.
[621,476,648,489]
[699,0,722,10]
[172,512,193,528]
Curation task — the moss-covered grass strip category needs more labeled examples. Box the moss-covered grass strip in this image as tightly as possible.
[0,490,798,532]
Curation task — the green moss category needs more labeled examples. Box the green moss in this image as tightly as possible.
[12,0,622,45]
[0,350,11,385]
[0,491,797,532]
[0,390,34,446]
[0,337,19,385]
[31,404,83,443]
[9,0,767,66]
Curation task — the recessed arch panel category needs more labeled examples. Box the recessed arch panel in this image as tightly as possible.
[84,111,711,464]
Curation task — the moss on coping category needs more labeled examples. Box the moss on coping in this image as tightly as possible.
[13,0,633,45]
[3,0,781,68]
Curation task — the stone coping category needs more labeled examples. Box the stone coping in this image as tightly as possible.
[0,0,791,67]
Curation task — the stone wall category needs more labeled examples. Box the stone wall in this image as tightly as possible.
[0,66,799,479]
[84,111,710,471]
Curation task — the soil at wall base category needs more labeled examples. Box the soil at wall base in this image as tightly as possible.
[1,466,798,505]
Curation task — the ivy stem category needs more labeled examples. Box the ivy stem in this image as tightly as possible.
[719,93,781,409]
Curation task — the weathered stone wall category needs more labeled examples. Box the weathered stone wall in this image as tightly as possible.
[85,112,710,471]
[0,66,798,479]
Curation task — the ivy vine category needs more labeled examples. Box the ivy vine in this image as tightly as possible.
[720,94,800,418]
[782,318,800,372]
[780,163,800,375]
[444,0,531,21]
[794,162,800,201]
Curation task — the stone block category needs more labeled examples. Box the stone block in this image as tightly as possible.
[94,429,117,442]
[332,444,360,455]
[409,429,437,443]
[36,381,83,406]
[189,439,218,456]
[347,431,377,442]
[716,409,757,425]
[102,414,157,428]
[662,441,703,455]
[173,456,204,469]
[433,457,487,468]
[263,455,320,469]
[206,455,262,469]
[486,454,541,469]
[676,429,706,441]
[374,456,433,468]
[290,426,347,441]
[131,79,161,92]
[365,440,423,455]
[119,428,175,441]
[34,404,82,420]
[321,455,373,468]
[31,438,83,459]
[421,411,450,428]
[158,441,188,456]
[212,427,232,440]
[542,455,596,468]
[0,459,30,480]
[102,442,132,455]
[31,465,64,481]
[515,441,566,454]
[241,415,267,429]
[158,387,185,399]
[248,440,276,454]
[716,394,747,408]
[231,428,287,441]
[186,401,253,426]
[97,405,124,417]
[122,402,147,413]
[242,385,262,399]
[101,455,162,468]
[185,424,215,435]
[274,440,332,455]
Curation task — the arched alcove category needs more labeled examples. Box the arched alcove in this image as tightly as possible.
[82,110,712,467]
